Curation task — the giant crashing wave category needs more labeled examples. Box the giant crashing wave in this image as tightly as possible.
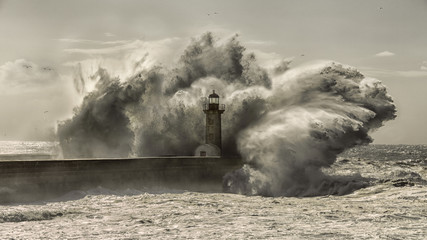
[58,32,396,197]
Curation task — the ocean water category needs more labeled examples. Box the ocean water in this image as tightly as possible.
[0,141,59,160]
[0,143,426,239]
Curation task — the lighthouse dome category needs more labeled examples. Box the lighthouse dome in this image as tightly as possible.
[208,90,219,98]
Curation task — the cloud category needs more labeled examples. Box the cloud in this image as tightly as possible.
[63,38,182,57]
[394,70,427,78]
[244,40,276,46]
[421,61,427,71]
[360,66,427,78]
[63,40,144,55]
[374,51,395,57]
[57,38,130,45]
[104,32,115,37]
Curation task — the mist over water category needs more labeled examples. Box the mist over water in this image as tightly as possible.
[58,33,396,196]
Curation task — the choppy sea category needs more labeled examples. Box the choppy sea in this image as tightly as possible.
[0,142,426,239]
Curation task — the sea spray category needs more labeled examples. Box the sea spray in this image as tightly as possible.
[58,33,396,196]
[58,33,271,158]
[223,62,396,196]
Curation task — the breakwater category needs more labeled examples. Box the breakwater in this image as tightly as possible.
[0,157,242,203]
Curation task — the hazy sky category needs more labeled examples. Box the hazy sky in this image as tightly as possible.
[0,0,426,144]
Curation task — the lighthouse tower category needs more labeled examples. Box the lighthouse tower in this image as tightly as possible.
[204,90,225,148]
[196,90,225,156]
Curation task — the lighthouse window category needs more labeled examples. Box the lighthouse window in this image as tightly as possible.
[208,118,214,125]
[209,98,219,104]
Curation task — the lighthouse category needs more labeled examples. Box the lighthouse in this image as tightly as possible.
[196,90,225,156]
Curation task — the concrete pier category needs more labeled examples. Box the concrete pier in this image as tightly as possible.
[0,157,242,204]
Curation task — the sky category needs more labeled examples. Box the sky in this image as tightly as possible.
[0,0,426,144]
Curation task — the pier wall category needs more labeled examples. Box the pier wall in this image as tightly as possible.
[0,157,242,203]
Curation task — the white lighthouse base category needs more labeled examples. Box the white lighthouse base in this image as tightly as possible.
[195,144,221,156]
